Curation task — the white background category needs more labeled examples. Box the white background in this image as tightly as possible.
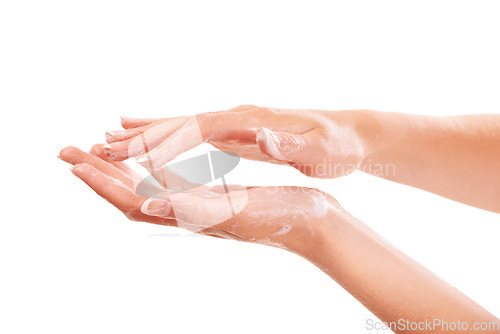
[1,1,499,333]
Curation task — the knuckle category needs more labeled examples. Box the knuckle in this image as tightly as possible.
[235,104,256,110]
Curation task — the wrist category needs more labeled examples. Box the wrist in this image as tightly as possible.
[284,197,349,263]
[350,110,385,164]
[323,109,387,173]
[353,110,400,176]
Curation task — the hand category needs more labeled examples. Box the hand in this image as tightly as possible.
[103,106,377,178]
[58,145,338,253]
[59,145,500,329]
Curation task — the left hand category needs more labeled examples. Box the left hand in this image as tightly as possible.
[59,145,339,254]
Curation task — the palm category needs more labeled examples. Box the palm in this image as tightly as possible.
[59,145,333,249]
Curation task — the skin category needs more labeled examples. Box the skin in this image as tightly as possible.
[105,106,500,213]
[59,145,499,334]
[59,106,500,333]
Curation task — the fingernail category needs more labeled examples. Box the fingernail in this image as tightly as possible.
[107,130,127,141]
[105,132,114,143]
[102,144,113,158]
[141,198,172,217]
[70,163,87,173]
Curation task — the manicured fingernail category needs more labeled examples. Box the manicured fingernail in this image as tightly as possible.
[141,198,172,217]
[105,132,114,143]
[100,145,118,160]
[107,130,127,141]
[70,163,88,173]
[102,144,113,156]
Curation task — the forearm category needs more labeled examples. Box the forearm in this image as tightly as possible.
[354,111,500,213]
[301,208,499,334]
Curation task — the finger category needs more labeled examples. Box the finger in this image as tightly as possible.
[140,197,173,218]
[256,127,322,165]
[59,146,135,189]
[90,144,168,197]
[104,117,189,161]
[70,163,176,226]
[106,117,184,143]
[89,144,142,182]
[119,105,252,132]
[135,109,308,169]
[136,117,206,169]
[93,144,203,197]
[120,116,165,129]
[71,163,140,208]
[106,124,153,144]
[135,113,258,169]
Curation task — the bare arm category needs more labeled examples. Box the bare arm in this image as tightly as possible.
[311,207,499,334]
[359,112,500,213]
[105,107,500,213]
[60,145,499,333]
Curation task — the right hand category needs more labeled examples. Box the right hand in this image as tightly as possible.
[103,105,377,178]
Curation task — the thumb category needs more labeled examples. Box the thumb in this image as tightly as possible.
[141,198,172,218]
[256,127,311,163]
